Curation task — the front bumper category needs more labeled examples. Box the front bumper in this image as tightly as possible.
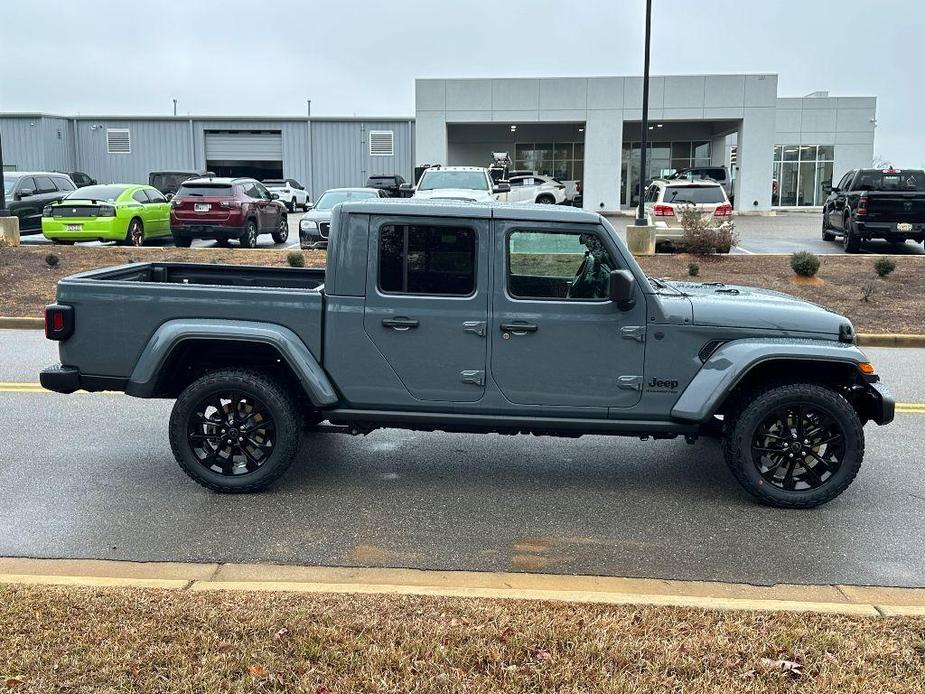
[42,217,126,241]
[860,381,895,425]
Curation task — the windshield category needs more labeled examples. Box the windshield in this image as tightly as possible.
[65,185,127,202]
[177,183,234,197]
[418,170,489,192]
[855,170,925,192]
[314,190,377,210]
[663,185,726,204]
[3,176,21,195]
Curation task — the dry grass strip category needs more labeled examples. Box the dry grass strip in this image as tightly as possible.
[1,584,924,693]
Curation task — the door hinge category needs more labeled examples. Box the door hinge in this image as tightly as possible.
[460,370,485,386]
[462,321,486,337]
[617,375,643,391]
[620,325,646,342]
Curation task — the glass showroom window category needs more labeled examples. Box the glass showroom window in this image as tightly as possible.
[620,141,710,206]
[772,144,834,207]
[514,142,584,181]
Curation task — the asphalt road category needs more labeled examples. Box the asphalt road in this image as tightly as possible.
[2,329,924,587]
[18,211,925,255]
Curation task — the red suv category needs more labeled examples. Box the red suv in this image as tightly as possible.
[169,177,288,248]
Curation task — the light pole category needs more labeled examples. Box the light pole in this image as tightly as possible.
[0,129,8,217]
[635,0,653,226]
[173,99,178,117]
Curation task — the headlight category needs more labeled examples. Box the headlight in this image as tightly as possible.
[43,205,54,218]
[300,220,317,231]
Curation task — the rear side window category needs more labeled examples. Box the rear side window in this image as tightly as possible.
[177,183,234,197]
[662,185,726,204]
[34,176,57,193]
[54,177,75,192]
[378,224,476,296]
[145,189,166,203]
[132,190,148,204]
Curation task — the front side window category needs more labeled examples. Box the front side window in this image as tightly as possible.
[508,230,616,301]
[379,224,476,296]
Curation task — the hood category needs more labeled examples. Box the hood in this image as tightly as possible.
[300,208,333,223]
[412,188,495,202]
[670,281,851,337]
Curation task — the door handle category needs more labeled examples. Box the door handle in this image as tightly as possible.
[500,322,538,334]
[382,317,419,331]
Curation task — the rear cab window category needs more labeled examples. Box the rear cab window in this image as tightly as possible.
[378,224,477,296]
[853,170,925,192]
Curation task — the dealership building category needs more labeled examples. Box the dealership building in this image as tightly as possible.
[0,73,876,211]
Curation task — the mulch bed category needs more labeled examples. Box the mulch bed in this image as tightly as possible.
[1,246,922,334]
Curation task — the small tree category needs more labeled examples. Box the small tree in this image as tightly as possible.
[790,251,820,277]
[676,204,738,255]
[874,256,896,278]
[687,262,700,277]
[286,251,306,268]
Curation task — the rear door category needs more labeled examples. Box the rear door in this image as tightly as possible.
[490,220,647,409]
[143,188,170,234]
[363,214,489,402]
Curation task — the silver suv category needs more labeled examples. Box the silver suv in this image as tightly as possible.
[643,179,733,246]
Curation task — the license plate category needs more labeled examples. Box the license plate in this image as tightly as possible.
[897,222,913,232]
[66,224,81,231]
[194,203,211,212]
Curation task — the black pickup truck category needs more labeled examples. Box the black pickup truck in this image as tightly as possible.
[822,168,925,252]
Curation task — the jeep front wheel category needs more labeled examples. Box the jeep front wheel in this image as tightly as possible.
[722,383,864,508]
[169,368,301,492]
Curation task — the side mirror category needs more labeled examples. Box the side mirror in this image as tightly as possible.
[608,269,636,310]
[304,202,314,210]
[493,182,511,194]
[17,189,34,199]
[164,193,174,201]
[270,192,280,200]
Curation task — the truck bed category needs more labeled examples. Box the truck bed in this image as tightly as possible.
[55,262,326,383]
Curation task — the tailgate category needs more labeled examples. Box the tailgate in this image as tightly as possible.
[866,193,925,223]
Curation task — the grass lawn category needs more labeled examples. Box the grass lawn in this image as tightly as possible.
[1,246,923,334]
[1,584,924,693]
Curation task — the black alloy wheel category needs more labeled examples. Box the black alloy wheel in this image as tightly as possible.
[187,391,276,477]
[751,404,845,491]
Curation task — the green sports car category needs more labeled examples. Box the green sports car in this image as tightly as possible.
[42,184,171,246]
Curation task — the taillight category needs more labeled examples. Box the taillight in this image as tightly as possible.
[44,304,74,341]
[653,204,674,216]
[856,195,868,217]
[43,205,54,218]
[220,200,242,208]
[714,202,733,217]
[98,206,116,217]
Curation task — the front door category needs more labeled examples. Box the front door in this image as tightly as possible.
[490,221,647,409]
[363,215,489,402]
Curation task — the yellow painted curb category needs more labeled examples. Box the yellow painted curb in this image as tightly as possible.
[0,317,43,330]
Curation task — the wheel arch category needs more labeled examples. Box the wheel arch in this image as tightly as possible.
[672,340,872,423]
[126,319,338,407]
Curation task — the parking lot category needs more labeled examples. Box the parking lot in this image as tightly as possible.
[16,210,925,255]
[2,328,923,587]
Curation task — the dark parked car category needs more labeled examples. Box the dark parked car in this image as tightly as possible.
[169,177,289,248]
[41,200,892,507]
[822,168,925,252]
[3,171,76,233]
[366,174,407,198]
[149,170,212,196]
[67,171,97,188]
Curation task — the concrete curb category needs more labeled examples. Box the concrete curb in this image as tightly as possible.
[2,317,923,347]
[1,558,924,617]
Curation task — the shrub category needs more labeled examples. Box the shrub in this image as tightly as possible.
[676,205,738,255]
[287,251,306,268]
[790,251,820,277]
[874,256,896,278]
[687,262,700,277]
[45,253,59,268]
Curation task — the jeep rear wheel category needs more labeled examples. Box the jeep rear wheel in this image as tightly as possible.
[722,383,864,508]
[169,368,301,493]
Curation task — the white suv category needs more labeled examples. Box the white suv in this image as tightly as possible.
[263,179,310,212]
[643,179,733,244]
[506,174,567,205]
[412,166,509,202]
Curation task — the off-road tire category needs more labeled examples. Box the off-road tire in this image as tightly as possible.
[271,216,289,244]
[843,218,861,253]
[722,382,864,508]
[169,368,301,493]
[239,219,259,248]
[821,213,836,241]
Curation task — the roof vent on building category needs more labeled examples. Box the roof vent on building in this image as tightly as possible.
[369,130,394,157]
[106,128,131,154]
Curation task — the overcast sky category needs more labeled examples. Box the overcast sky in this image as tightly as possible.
[1,0,920,165]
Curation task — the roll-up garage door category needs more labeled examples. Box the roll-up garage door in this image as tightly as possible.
[204,131,283,161]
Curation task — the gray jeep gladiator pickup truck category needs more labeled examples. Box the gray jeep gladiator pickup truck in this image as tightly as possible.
[40,200,893,508]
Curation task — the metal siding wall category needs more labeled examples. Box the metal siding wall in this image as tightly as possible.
[0,118,47,170]
[75,119,193,184]
[42,117,75,172]
[309,120,413,200]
